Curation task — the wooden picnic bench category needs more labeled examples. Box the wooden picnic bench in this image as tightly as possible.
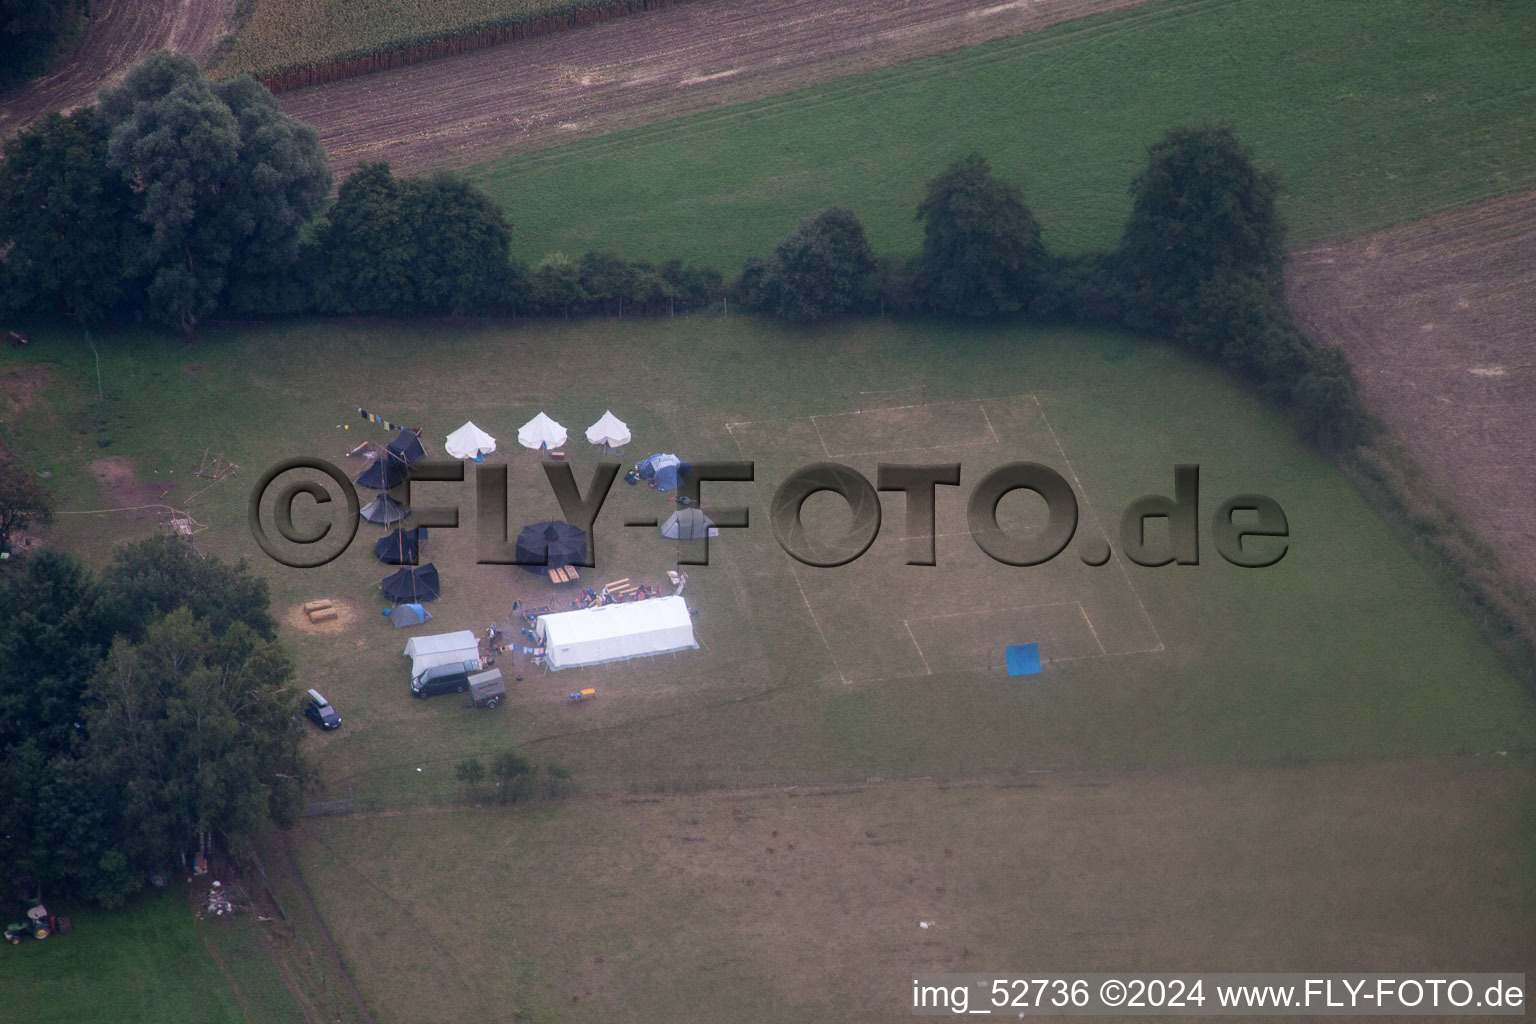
[547,565,580,584]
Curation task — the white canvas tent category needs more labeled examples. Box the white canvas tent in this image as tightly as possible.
[403,630,480,677]
[445,421,497,460]
[518,412,567,450]
[535,596,697,670]
[585,410,631,448]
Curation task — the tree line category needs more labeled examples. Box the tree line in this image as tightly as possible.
[733,134,1364,450]
[1,52,1363,448]
[0,536,301,906]
[0,53,722,331]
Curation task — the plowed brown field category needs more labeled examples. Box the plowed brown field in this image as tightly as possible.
[0,0,233,137]
[1288,189,1536,595]
[274,0,1153,178]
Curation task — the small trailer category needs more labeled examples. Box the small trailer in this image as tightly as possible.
[467,668,506,709]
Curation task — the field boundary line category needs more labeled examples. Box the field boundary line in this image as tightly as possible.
[1024,395,1165,654]
[902,600,1101,680]
[908,599,1083,623]
[979,402,1001,444]
[903,619,934,676]
[810,398,998,457]
[1079,602,1108,656]
[725,419,848,684]
[810,414,832,458]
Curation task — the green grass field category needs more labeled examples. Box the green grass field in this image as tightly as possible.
[1,889,243,1024]
[8,310,1536,1021]
[8,0,1536,1017]
[294,757,1536,1023]
[469,0,1536,269]
[10,316,1533,794]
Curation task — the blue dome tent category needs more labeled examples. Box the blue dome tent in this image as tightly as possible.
[636,453,689,492]
[384,602,433,628]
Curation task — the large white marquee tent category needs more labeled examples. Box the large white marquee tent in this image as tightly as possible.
[535,596,698,670]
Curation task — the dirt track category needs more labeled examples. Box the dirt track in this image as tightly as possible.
[1287,190,1536,597]
[0,0,232,136]
[276,0,1153,179]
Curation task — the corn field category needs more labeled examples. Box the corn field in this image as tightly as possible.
[211,0,686,91]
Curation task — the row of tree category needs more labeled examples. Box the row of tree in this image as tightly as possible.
[0,53,1362,447]
[0,54,722,329]
[0,536,301,907]
[734,130,1364,449]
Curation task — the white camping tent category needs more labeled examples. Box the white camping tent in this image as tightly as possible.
[518,412,567,450]
[403,630,480,677]
[445,421,497,460]
[585,410,631,448]
[535,596,697,670]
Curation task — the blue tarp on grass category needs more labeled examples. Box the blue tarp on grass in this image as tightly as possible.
[1005,643,1042,676]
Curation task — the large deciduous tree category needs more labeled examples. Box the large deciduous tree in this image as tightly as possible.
[0,108,144,322]
[103,533,276,642]
[318,162,510,315]
[1119,123,1284,328]
[404,172,513,314]
[0,553,129,905]
[99,52,329,332]
[912,153,1045,317]
[742,206,875,321]
[85,609,304,866]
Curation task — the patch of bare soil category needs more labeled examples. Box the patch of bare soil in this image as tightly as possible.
[0,364,58,415]
[90,455,176,516]
[1287,189,1536,597]
[276,0,1155,179]
[0,0,234,137]
[286,597,362,635]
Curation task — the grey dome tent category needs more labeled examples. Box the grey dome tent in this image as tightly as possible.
[660,508,716,541]
[355,454,408,491]
[385,602,433,628]
[361,494,410,525]
[387,429,426,463]
[375,527,424,564]
[381,563,440,603]
[514,521,588,573]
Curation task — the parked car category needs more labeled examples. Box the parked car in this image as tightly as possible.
[411,659,482,699]
[304,688,341,730]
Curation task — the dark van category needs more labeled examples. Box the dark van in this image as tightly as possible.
[304,689,341,729]
[411,660,481,699]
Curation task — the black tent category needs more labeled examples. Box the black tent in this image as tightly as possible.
[381,562,440,603]
[514,521,588,573]
[361,494,410,525]
[354,453,409,491]
[375,527,424,564]
[388,428,426,464]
